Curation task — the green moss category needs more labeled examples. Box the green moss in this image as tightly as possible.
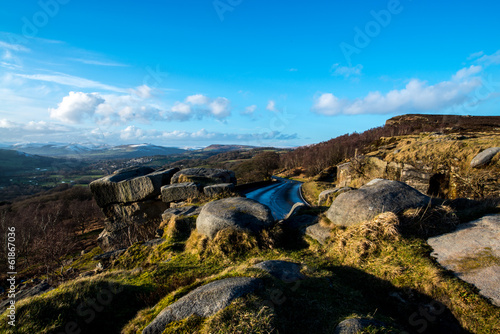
[0,275,153,334]
[451,248,500,272]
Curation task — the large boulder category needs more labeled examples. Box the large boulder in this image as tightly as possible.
[305,223,331,245]
[161,182,200,203]
[171,168,237,186]
[318,187,352,206]
[90,167,179,206]
[98,200,169,250]
[101,200,168,231]
[326,179,431,227]
[470,147,500,168]
[428,214,500,306]
[161,205,201,222]
[203,183,235,197]
[143,277,261,334]
[400,163,433,194]
[196,197,274,239]
[253,260,305,282]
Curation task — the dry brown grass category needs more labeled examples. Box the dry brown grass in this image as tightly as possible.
[185,228,260,261]
[400,205,459,237]
[162,215,197,241]
[328,212,401,265]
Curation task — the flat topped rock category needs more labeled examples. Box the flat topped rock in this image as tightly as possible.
[203,183,235,197]
[142,277,261,334]
[161,205,201,221]
[428,214,500,306]
[326,179,430,227]
[90,167,179,206]
[161,182,200,203]
[318,187,352,206]
[171,168,237,185]
[470,147,500,168]
[305,223,331,245]
[196,197,274,239]
[253,260,305,282]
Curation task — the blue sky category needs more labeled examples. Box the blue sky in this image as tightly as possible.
[0,0,499,148]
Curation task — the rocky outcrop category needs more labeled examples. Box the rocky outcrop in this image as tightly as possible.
[326,179,430,227]
[90,167,239,251]
[90,167,179,207]
[470,147,500,168]
[203,183,235,197]
[90,167,178,251]
[401,163,433,193]
[161,205,201,222]
[305,223,331,245]
[97,199,169,251]
[336,162,352,188]
[171,168,237,186]
[161,182,200,203]
[160,205,201,240]
[196,197,274,239]
[428,214,500,306]
[253,260,305,282]
[318,187,352,206]
[142,277,261,334]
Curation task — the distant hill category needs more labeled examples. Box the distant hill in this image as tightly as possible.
[281,114,500,175]
[202,144,257,152]
[9,143,186,160]
[386,114,500,132]
[0,149,59,175]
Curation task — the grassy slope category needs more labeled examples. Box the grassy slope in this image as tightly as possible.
[2,205,499,333]
[2,121,500,333]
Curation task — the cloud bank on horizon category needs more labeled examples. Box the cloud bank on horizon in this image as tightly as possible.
[0,1,499,147]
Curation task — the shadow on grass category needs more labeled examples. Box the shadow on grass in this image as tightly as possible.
[3,279,154,334]
[258,265,470,334]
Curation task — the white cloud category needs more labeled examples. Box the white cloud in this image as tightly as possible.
[0,41,30,52]
[129,85,153,99]
[452,65,482,81]
[312,67,482,115]
[49,87,164,125]
[165,94,232,121]
[209,97,230,119]
[0,119,17,128]
[331,64,363,78]
[49,91,105,123]
[186,94,210,105]
[0,119,75,143]
[17,73,127,93]
[118,126,297,143]
[288,68,298,72]
[69,58,128,67]
[241,105,257,115]
[120,125,146,140]
[476,50,500,65]
[467,51,484,60]
[168,102,193,121]
[266,100,277,112]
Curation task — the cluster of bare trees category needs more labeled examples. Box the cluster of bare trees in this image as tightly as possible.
[233,152,281,183]
[0,187,104,283]
[279,118,452,176]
